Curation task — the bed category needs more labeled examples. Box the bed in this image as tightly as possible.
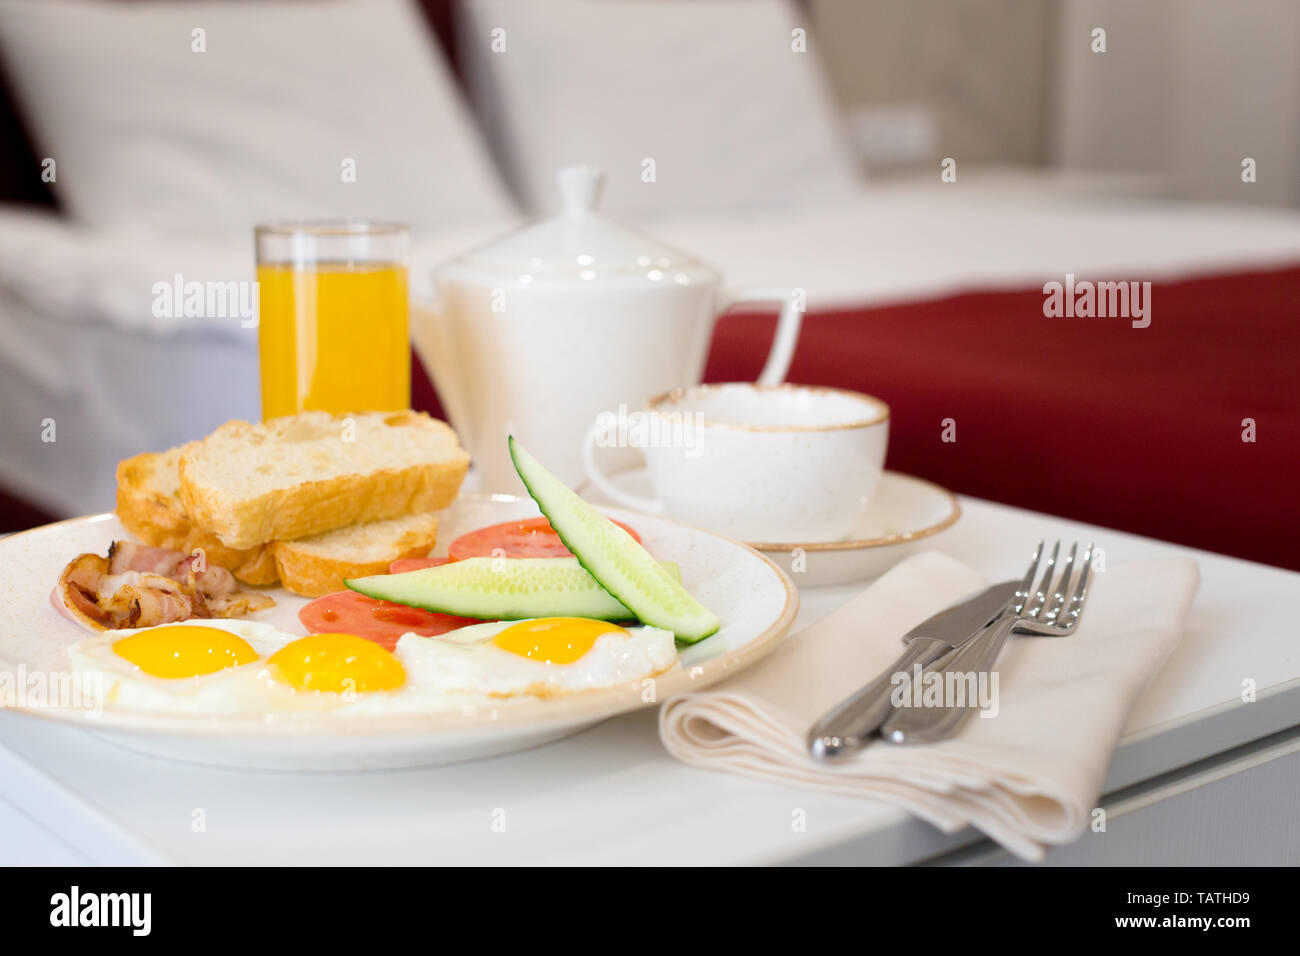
[0,0,1296,574]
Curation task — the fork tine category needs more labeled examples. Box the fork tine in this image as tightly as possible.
[1024,540,1060,619]
[1043,542,1077,625]
[1061,541,1094,629]
[1013,540,1045,613]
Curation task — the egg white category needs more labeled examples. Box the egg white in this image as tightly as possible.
[395,619,679,698]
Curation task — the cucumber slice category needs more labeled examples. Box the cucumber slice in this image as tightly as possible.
[508,436,720,642]
[346,557,680,621]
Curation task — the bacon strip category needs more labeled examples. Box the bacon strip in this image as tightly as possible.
[55,542,273,633]
[106,540,189,577]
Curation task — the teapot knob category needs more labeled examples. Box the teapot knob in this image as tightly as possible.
[556,165,604,217]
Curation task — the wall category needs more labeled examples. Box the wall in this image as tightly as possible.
[1050,0,1300,206]
[812,0,1300,207]
[811,0,1054,169]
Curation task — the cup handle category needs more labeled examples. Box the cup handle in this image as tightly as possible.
[719,286,804,385]
[581,419,666,514]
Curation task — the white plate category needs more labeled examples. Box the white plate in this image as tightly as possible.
[581,469,961,588]
[0,494,797,770]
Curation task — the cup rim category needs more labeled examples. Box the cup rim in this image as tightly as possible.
[644,383,890,433]
[254,219,410,238]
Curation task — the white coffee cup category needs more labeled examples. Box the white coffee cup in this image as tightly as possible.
[582,383,889,543]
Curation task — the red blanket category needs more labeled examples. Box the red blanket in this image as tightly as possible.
[416,264,1300,571]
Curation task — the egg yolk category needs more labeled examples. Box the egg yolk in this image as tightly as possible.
[268,633,406,694]
[113,625,259,679]
[492,618,627,665]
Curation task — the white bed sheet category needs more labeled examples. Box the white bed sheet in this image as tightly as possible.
[637,170,1300,309]
[3,171,1299,517]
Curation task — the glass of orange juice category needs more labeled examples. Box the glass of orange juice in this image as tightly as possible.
[255,221,411,419]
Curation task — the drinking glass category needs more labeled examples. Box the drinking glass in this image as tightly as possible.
[255,221,410,419]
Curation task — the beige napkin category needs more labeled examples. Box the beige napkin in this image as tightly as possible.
[660,550,1200,861]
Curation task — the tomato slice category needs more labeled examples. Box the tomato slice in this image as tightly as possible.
[388,556,453,574]
[447,516,641,560]
[298,590,483,651]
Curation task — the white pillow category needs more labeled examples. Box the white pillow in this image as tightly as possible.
[0,0,514,238]
[458,0,859,216]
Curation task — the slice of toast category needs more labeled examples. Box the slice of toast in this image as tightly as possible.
[115,447,192,550]
[178,411,470,550]
[271,512,439,597]
[117,448,279,585]
[118,422,459,592]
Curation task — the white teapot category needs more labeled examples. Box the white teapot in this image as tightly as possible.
[413,166,802,491]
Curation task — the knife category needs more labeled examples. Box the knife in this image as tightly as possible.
[806,580,1016,760]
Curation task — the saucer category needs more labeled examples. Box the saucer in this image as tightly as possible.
[578,468,961,588]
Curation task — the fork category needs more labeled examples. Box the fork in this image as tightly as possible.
[879,540,1093,745]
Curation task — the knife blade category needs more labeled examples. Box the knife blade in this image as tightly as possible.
[806,580,1016,760]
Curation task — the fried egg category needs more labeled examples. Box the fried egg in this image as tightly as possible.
[397,617,678,698]
[68,620,415,715]
[66,616,679,716]
[69,619,289,714]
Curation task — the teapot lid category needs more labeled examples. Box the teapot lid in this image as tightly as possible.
[445,166,709,279]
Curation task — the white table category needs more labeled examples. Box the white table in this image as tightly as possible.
[2,494,1298,866]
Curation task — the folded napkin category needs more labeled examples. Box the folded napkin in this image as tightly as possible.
[660,550,1200,861]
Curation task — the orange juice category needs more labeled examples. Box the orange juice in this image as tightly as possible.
[257,262,410,419]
